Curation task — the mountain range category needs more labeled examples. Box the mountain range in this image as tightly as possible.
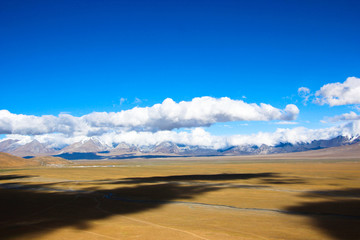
[1,135,359,159]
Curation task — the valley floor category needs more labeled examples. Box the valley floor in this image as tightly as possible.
[0,157,360,240]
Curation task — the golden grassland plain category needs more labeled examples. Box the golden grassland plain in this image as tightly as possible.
[0,156,359,240]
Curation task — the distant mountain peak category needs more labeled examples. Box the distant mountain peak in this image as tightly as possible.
[111,142,138,153]
[153,141,180,154]
[0,139,20,153]
[59,138,109,153]
[9,140,55,157]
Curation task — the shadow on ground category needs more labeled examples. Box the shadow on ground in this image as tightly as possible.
[0,174,36,181]
[0,182,217,239]
[110,172,278,184]
[106,172,306,185]
[285,188,360,240]
[0,172,306,239]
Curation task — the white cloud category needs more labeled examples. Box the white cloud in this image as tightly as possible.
[120,98,127,105]
[133,97,142,104]
[275,121,298,125]
[227,120,360,147]
[0,97,299,135]
[298,87,310,95]
[298,87,311,105]
[3,128,227,149]
[4,121,360,150]
[0,110,100,136]
[326,111,360,122]
[84,97,299,131]
[314,77,360,106]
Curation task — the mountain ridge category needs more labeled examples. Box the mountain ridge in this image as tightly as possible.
[58,138,110,154]
[1,135,360,159]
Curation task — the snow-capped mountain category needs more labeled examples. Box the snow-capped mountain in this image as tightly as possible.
[111,142,139,154]
[153,141,180,154]
[8,140,56,157]
[220,135,360,155]
[58,138,110,154]
[0,139,21,152]
[1,135,360,158]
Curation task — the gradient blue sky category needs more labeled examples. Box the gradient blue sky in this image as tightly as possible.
[1,0,360,137]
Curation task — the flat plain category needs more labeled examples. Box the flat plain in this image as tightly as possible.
[0,155,359,240]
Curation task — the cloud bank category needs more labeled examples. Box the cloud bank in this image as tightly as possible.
[326,111,360,122]
[4,120,360,149]
[0,97,299,135]
[315,77,360,106]
[228,120,360,147]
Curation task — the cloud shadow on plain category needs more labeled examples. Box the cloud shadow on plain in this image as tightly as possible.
[285,188,360,240]
[0,171,309,239]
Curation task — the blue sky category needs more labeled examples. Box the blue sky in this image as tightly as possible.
[1,0,360,146]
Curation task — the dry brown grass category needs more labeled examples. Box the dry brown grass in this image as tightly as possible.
[0,152,71,168]
[0,157,359,240]
[0,152,39,168]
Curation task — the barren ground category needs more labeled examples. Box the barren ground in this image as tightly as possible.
[1,156,359,240]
